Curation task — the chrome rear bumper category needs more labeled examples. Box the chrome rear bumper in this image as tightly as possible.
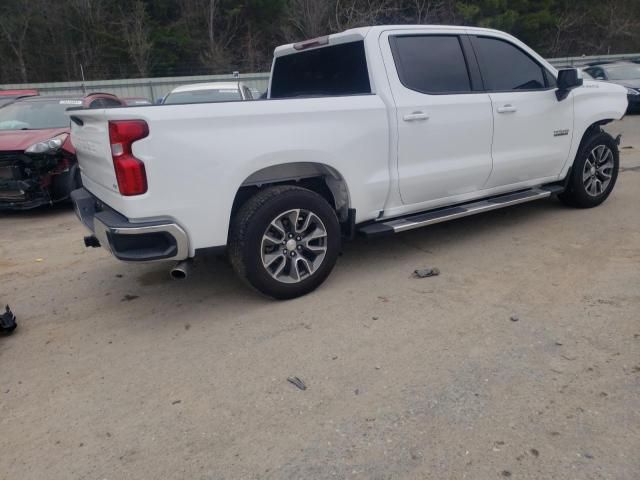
[71,188,189,262]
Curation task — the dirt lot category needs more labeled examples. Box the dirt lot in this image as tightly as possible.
[1,117,639,480]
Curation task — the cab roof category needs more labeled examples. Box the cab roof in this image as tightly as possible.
[274,25,508,57]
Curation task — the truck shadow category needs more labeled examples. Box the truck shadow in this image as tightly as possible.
[0,202,72,220]
[44,196,590,333]
[341,196,561,263]
[118,197,564,306]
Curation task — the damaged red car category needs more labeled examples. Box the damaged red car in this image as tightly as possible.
[0,93,124,210]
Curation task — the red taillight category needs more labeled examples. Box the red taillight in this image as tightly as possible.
[108,120,149,196]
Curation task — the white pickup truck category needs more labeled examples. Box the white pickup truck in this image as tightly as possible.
[69,25,628,299]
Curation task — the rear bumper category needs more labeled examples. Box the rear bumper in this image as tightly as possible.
[71,188,189,262]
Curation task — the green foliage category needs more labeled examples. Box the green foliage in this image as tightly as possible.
[0,0,638,83]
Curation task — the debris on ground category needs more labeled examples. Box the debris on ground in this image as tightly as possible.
[1,305,17,335]
[287,376,307,391]
[121,294,140,302]
[510,315,520,322]
[413,268,440,279]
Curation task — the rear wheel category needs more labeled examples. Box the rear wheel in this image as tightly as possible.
[229,185,341,299]
[559,131,619,208]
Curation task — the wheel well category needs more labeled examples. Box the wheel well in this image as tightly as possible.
[231,162,350,223]
[562,120,616,187]
[580,120,613,150]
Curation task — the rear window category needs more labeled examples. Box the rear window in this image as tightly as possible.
[270,41,371,99]
[164,89,242,104]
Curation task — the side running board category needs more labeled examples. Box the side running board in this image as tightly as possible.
[359,185,564,237]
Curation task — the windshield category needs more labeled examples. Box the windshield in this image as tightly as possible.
[0,100,75,130]
[164,88,242,104]
[605,64,640,81]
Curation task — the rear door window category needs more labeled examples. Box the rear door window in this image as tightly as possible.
[472,37,548,91]
[270,41,371,99]
[89,98,106,108]
[100,98,123,107]
[389,35,472,94]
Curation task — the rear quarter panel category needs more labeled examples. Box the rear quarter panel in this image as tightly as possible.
[74,96,389,253]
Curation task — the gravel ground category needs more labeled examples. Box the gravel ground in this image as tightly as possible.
[1,116,639,480]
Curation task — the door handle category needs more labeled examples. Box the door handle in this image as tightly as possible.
[497,104,517,114]
[403,112,429,122]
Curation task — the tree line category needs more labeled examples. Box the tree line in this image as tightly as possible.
[1,0,639,84]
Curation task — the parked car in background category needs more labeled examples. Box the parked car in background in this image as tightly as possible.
[582,62,640,113]
[123,97,153,106]
[249,88,263,99]
[162,82,253,104]
[0,89,38,108]
[0,93,124,210]
[69,26,627,299]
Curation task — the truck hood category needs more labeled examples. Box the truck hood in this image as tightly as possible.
[0,128,70,152]
[604,79,640,89]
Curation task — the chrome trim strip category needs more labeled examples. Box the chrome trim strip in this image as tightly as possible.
[388,189,551,233]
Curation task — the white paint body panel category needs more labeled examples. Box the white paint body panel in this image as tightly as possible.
[69,25,628,258]
[485,88,574,188]
[72,96,390,253]
[377,29,494,205]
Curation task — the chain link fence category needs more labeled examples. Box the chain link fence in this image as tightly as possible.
[1,53,638,101]
[0,73,271,102]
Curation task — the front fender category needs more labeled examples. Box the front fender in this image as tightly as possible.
[560,81,627,176]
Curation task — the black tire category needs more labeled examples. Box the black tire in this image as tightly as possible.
[229,185,341,300]
[559,130,619,208]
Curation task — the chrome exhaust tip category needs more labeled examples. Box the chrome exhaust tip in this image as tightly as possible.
[170,260,192,280]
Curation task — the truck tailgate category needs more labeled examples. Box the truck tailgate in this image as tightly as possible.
[69,110,119,194]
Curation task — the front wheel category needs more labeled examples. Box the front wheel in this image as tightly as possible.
[229,186,341,299]
[559,131,619,208]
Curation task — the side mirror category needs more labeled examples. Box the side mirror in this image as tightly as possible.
[556,69,584,101]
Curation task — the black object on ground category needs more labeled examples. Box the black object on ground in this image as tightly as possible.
[413,268,440,278]
[287,376,307,391]
[1,305,17,335]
